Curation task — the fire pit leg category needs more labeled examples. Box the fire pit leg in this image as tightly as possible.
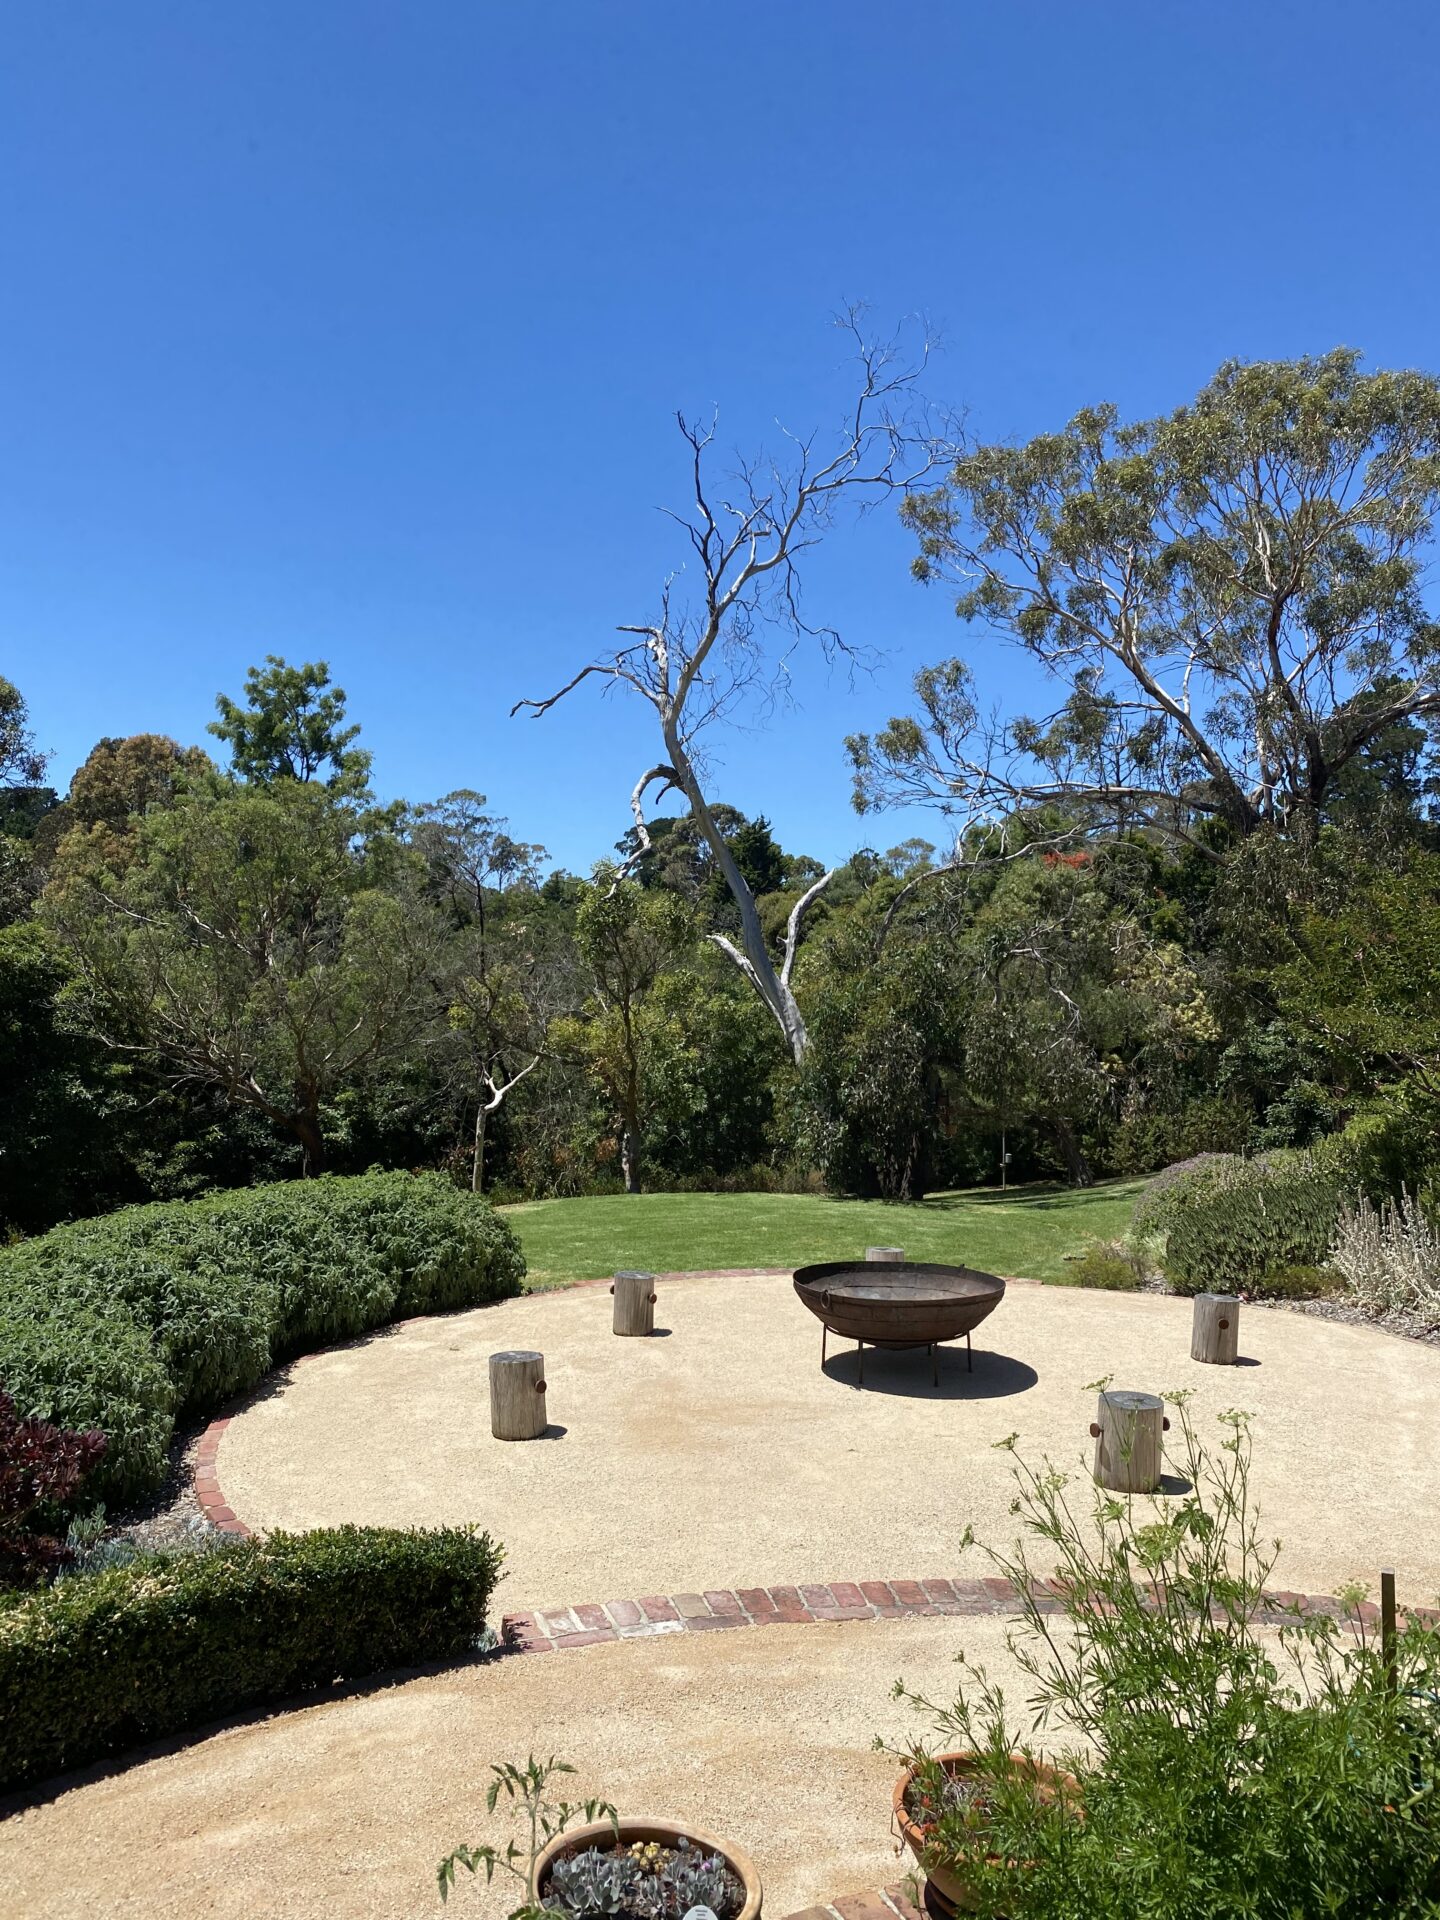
[856,1340,865,1388]
[966,1331,973,1373]
[821,1323,827,1370]
[931,1343,938,1387]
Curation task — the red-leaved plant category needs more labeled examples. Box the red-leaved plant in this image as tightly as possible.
[0,1388,107,1584]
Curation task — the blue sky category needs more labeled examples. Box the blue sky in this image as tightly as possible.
[3,2,1438,873]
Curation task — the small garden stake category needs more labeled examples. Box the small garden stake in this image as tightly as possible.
[1381,1566,1398,1697]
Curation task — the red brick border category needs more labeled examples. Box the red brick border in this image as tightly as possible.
[192,1416,251,1537]
[780,1883,926,1920]
[497,1576,1434,1653]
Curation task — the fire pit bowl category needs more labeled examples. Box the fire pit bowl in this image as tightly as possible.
[792,1260,1006,1386]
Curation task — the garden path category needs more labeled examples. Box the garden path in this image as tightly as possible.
[0,1613,1016,1920]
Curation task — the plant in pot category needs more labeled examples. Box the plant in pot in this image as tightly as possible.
[889,1738,1077,1917]
[438,1754,762,1919]
[885,1400,1440,1919]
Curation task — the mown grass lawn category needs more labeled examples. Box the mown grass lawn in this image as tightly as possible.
[500,1178,1147,1289]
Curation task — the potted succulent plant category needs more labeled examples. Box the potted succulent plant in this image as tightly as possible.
[536,1818,761,1920]
[891,1749,1078,1918]
[438,1755,762,1920]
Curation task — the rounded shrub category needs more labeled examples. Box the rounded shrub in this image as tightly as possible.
[1050,1240,1148,1291]
[0,1171,525,1505]
[0,1523,503,1789]
[1144,1151,1351,1296]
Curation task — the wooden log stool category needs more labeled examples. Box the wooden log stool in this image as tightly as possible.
[1191,1292,1240,1365]
[1091,1388,1167,1494]
[611,1270,657,1337]
[489,1349,548,1441]
[865,1246,905,1263]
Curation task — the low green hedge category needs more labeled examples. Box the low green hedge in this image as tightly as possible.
[1140,1151,1350,1295]
[0,1524,503,1790]
[0,1171,525,1504]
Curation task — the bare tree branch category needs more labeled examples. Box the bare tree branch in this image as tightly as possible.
[514,312,959,1059]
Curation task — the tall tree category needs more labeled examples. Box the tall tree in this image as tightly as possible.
[413,790,561,1192]
[0,678,52,926]
[412,790,547,927]
[210,656,373,798]
[561,868,693,1192]
[516,315,953,1061]
[0,677,46,791]
[851,352,1440,861]
[48,780,440,1173]
[46,733,213,885]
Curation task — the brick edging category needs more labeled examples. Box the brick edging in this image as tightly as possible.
[781,1883,924,1920]
[193,1416,251,1536]
[498,1576,1436,1653]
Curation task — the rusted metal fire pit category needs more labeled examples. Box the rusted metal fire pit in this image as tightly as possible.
[792,1260,1006,1387]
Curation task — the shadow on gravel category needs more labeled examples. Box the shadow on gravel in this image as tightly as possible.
[819,1348,1039,1400]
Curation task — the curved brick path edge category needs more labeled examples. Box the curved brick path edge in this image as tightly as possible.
[499,1576,1437,1652]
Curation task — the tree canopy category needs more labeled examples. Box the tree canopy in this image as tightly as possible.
[209,655,372,797]
[851,351,1440,859]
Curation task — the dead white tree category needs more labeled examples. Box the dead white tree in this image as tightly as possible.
[514,313,955,1062]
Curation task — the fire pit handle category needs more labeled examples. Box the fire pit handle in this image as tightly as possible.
[1088,1422,1102,1438]
[822,1289,833,1313]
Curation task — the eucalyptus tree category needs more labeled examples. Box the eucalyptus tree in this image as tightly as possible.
[0,677,46,791]
[560,867,694,1192]
[48,777,441,1174]
[210,655,373,798]
[0,678,52,926]
[413,790,562,1191]
[515,313,955,1061]
[851,351,1440,862]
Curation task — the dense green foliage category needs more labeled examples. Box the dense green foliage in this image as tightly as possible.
[6,354,1440,1231]
[0,1524,503,1789]
[896,1411,1440,1917]
[863,350,1440,851]
[1136,1151,1349,1294]
[0,1171,525,1503]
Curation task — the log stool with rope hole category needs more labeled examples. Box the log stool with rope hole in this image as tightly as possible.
[1090,1388,1168,1494]
[489,1349,548,1441]
[1191,1292,1240,1365]
[611,1270,657,1337]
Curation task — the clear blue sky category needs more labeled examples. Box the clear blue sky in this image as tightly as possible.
[4,2,1438,872]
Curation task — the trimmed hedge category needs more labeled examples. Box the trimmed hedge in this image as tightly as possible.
[0,1171,525,1504]
[1141,1151,1350,1295]
[0,1524,503,1790]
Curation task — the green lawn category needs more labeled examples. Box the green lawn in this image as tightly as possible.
[500,1178,1147,1289]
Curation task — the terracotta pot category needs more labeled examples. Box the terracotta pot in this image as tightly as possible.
[535,1816,762,1920]
[892,1750,1077,1918]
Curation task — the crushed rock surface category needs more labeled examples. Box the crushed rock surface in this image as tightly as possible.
[0,1614,1020,1920]
[216,1273,1440,1608]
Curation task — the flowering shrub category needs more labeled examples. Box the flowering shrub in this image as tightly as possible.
[890,1406,1440,1917]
